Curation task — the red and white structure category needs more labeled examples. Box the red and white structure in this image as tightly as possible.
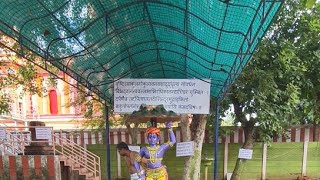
[53,125,320,146]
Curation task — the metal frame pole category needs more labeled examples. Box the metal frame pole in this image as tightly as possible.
[214,100,220,180]
[105,104,111,180]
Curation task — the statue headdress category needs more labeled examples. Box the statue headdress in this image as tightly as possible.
[145,126,160,136]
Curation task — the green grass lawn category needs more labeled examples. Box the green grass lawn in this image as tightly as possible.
[87,142,320,180]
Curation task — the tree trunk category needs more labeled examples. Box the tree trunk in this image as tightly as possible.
[230,94,256,180]
[126,122,139,145]
[231,122,255,180]
[180,114,191,142]
[182,114,207,180]
[313,93,320,141]
[313,120,317,141]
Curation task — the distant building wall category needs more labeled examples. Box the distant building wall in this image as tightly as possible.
[0,60,86,130]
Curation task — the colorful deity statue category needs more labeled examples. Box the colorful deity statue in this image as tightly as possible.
[134,121,176,180]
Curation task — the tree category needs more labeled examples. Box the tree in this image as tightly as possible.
[182,114,207,180]
[290,2,320,140]
[182,98,230,180]
[228,1,320,179]
[0,34,43,116]
[68,88,146,145]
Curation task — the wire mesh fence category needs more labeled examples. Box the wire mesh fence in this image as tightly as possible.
[266,143,304,180]
[307,142,320,179]
[87,142,320,180]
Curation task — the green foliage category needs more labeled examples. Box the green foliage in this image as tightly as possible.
[221,112,235,126]
[218,0,320,143]
[0,34,44,114]
[206,96,233,132]
[220,3,320,176]
[304,0,316,8]
[132,104,176,116]
[6,62,43,96]
[65,85,127,130]
[0,93,10,115]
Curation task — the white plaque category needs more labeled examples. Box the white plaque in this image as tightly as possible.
[0,128,5,139]
[114,79,211,114]
[35,127,51,140]
[238,148,253,159]
[128,145,140,153]
[227,173,233,180]
[176,141,194,157]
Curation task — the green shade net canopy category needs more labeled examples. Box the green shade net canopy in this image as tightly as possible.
[0,0,284,103]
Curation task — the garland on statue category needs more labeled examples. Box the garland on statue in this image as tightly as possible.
[147,145,160,164]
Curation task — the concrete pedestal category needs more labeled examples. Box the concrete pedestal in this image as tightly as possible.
[24,121,54,155]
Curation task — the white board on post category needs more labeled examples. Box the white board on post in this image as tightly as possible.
[35,127,51,140]
[128,145,140,153]
[227,173,233,180]
[114,79,211,114]
[176,141,194,157]
[238,148,253,159]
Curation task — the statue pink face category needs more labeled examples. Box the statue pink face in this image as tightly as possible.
[147,133,160,146]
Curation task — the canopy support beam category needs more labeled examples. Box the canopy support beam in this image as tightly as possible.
[213,99,220,180]
[105,104,111,180]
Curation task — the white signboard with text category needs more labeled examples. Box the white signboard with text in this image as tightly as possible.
[0,128,5,139]
[35,127,51,140]
[238,148,253,159]
[128,145,141,153]
[114,79,211,114]
[176,141,194,157]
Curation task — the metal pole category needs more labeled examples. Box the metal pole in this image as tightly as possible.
[105,104,111,180]
[214,100,220,180]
